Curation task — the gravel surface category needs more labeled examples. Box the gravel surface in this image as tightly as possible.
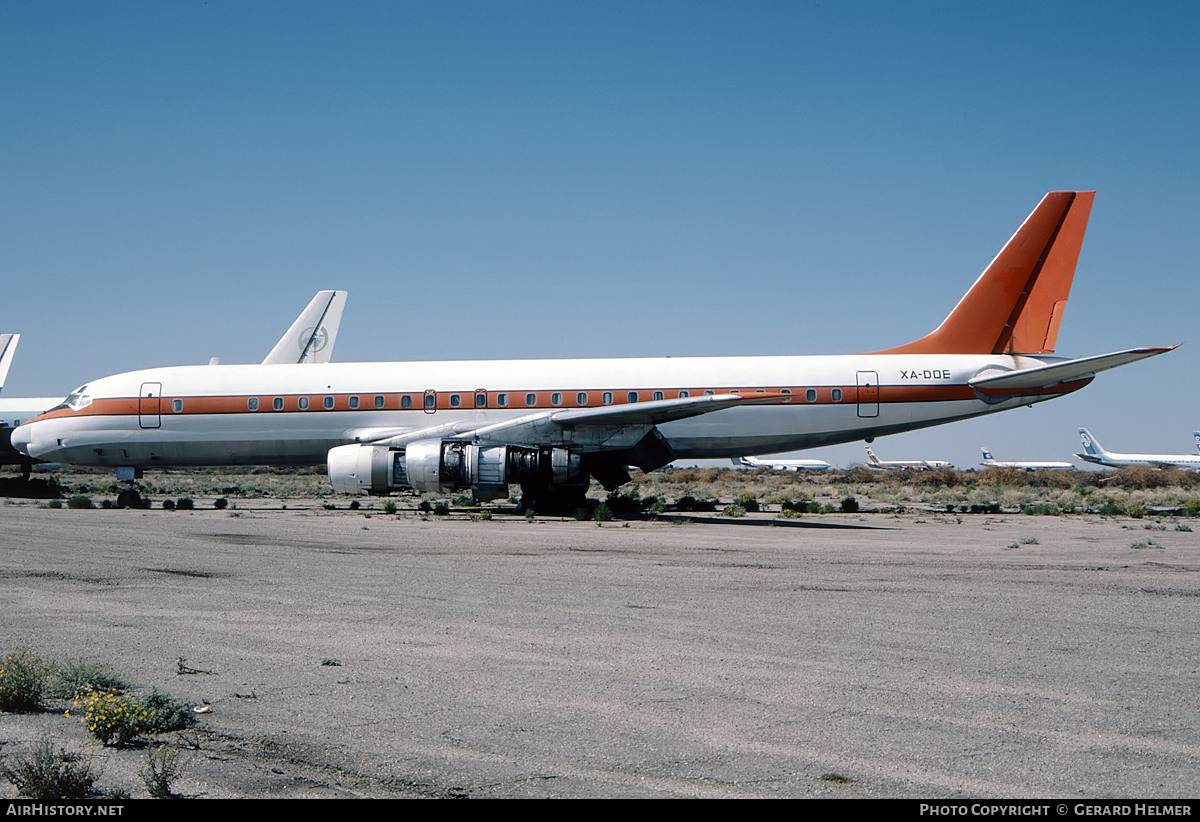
[1,500,1197,798]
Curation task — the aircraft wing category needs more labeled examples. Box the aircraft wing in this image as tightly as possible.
[969,346,1176,399]
[359,393,765,452]
[262,291,347,364]
[0,334,18,392]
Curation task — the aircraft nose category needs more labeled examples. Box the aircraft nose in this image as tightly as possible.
[10,422,40,459]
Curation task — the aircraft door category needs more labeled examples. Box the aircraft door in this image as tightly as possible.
[856,371,879,418]
[139,382,162,429]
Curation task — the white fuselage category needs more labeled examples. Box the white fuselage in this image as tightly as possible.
[981,460,1076,470]
[14,352,1079,469]
[1078,451,1200,469]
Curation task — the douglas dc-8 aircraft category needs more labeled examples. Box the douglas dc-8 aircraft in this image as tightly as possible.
[733,455,831,471]
[13,192,1175,508]
[1075,428,1200,470]
[979,448,1075,470]
[863,445,952,470]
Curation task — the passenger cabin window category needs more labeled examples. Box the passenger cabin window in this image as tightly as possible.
[171,399,182,413]
[525,393,537,407]
[298,397,310,410]
[576,392,587,406]
[806,389,817,402]
[831,388,843,402]
[703,390,714,395]
[400,395,412,409]
[678,390,689,398]
[374,395,385,409]
[349,396,360,409]
[272,397,284,411]
[497,393,508,407]
[248,397,259,411]
[627,391,638,403]
[602,392,613,405]
[324,396,334,410]
[652,391,664,401]
[551,392,562,406]
[424,394,436,409]
[475,393,486,408]
[449,394,461,408]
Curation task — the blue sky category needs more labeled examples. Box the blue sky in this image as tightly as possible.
[2,1,1197,469]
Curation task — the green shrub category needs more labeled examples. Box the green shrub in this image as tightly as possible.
[213,497,228,510]
[140,746,182,799]
[382,500,397,515]
[722,504,747,517]
[73,689,148,746]
[49,659,129,700]
[2,732,98,800]
[175,498,194,511]
[0,648,50,712]
[138,688,195,734]
[840,496,859,513]
[66,495,93,509]
[1126,501,1147,519]
[161,499,176,511]
[733,493,760,512]
[592,503,614,522]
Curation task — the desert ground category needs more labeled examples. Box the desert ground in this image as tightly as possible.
[1,467,1198,798]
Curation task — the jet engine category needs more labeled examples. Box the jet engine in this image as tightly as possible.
[327,439,587,501]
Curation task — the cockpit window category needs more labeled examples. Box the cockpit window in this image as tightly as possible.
[65,388,93,411]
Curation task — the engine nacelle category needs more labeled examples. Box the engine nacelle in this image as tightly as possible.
[327,440,587,502]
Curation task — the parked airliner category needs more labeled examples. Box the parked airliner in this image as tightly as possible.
[1,291,346,478]
[1075,428,1200,470]
[733,456,831,471]
[979,448,1075,470]
[0,335,69,476]
[864,445,953,470]
[13,192,1174,508]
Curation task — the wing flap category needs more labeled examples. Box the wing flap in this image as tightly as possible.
[353,392,771,450]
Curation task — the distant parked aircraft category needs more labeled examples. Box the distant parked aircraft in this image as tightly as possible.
[1075,428,1200,469]
[733,455,831,471]
[979,448,1075,470]
[864,445,952,470]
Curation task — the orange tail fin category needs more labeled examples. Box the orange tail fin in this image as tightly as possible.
[876,191,1094,355]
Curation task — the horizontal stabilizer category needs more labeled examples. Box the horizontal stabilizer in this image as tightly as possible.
[969,346,1176,398]
[0,334,19,392]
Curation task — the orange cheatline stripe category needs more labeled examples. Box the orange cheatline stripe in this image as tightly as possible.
[25,380,1085,424]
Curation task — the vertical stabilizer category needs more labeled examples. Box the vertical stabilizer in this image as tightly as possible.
[1077,428,1105,459]
[263,291,348,364]
[0,334,19,393]
[876,191,1094,355]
